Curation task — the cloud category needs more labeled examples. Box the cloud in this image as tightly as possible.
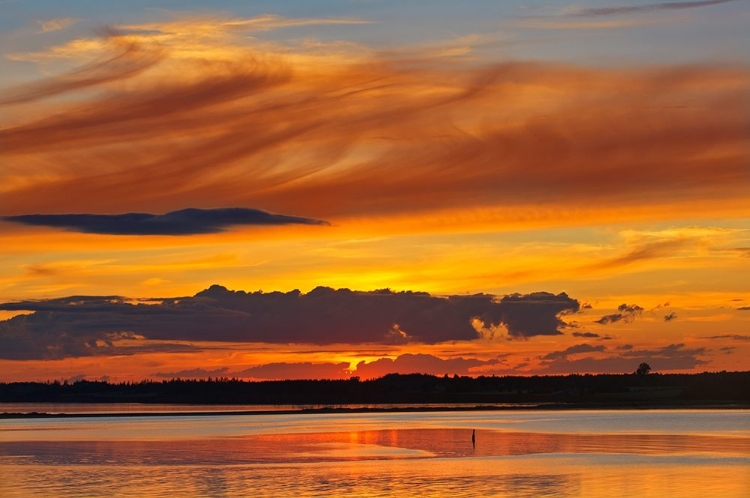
[0,314,198,360]
[738,307,750,311]
[4,207,330,235]
[595,303,644,325]
[664,312,678,321]
[572,331,600,338]
[0,285,580,359]
[37,17,78,33]
[582,227,745,274]
[584,239,687,271]
[119,14,371,35]
[353,353,496,379]
[562,0,736,17]
[704,334,750,341]
[1,35,164,106]
[235,362,351,380]
[540,343,708,373]
[541,343,606,360]
[153,367,230,379]
[621,303,644,313]
[148,353,516,380]
[0,18,747,224]
[496,292,580,338]
[719,346,735,354]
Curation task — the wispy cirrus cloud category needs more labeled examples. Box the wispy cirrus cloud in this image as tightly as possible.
[4,207,330,235]
[515,16,673,30]
[518,0,737,30]
[581,227,747,273]
[123,14,371,34]
[37,17,78,33]
[0,17,747,225]
[1,36,164,105]
[561,0,736,17]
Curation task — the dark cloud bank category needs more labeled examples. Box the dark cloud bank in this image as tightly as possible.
[3,207,329,235]
[0,285,579,359]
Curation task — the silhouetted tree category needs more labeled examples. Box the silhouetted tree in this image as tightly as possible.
[3,371,750,405]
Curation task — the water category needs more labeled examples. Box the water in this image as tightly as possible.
[1,409,748,497]
[0,402,539,415]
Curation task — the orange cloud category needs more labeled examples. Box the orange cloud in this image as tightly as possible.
[1,35,164,106]
[0,18,746,227]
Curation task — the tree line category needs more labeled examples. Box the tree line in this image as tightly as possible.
[1,371,748,406]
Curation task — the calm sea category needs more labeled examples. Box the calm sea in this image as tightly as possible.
[1,408,748,497]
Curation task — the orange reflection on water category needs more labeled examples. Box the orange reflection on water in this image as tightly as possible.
[2,428,749,497]
[249,428,750,460]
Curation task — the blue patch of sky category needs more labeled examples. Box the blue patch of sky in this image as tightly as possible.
[1,1,745,82]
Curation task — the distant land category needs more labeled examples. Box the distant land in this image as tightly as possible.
[1,372,749,412]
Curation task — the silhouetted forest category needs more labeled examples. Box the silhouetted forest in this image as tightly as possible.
[1,371,749,407]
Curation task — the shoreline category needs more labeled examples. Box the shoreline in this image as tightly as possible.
[2,402,748,419]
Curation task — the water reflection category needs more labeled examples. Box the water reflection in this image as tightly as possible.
[2,428,748,466]
[0,402,539,415]
[3,409,747,442]
[3,455,747,498]
[1,411,748,497]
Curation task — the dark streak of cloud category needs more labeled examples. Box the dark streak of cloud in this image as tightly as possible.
[4,207,329,235]
[572,331,600,338]
[704,334,750,341]
[564,0,736,18]
[583,239,686,271]
[620,343,707,357]
[663,312,677,321]
[541,343,606,360]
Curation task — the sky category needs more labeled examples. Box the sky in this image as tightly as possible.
[0,0,748,382]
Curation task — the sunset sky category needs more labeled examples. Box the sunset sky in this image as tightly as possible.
[1,0,748,382]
